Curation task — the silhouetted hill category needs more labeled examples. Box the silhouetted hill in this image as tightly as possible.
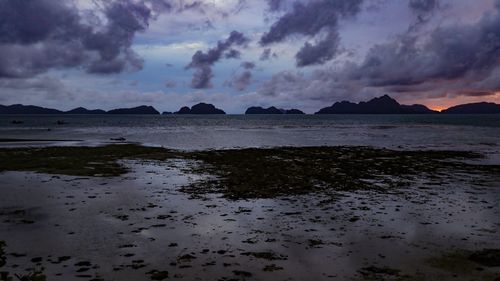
[316,95,437,114]
[245,106,305,114]
[285,109,305,114]
[162,111,172,115]
[400,104,437,114]
[0,104,63,114]
[175,103,225,114]
[107,105,160,115]
[176,106,191,114]
[442,102,500,114]
[66,107,106,114]
[245,106,283,114]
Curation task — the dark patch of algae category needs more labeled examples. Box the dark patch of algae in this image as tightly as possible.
[1,144,500,199]
[1,241,47,281]
[427,249,500,280]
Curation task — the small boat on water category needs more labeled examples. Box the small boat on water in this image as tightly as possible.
[11,120,24,124]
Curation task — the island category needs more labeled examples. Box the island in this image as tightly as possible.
[442,102,500,114]
[0,104,63,114]
[106,106,160,115]
[315,95,437,114]
[245,106,305,114]
[175,103,226,114]
[66,107,107,114]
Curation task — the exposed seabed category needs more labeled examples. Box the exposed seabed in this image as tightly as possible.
[0,145,499,280]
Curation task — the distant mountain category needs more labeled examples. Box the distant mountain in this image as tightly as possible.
[162,111,173,115]
[176,106,192,114]
[245,106,283,114]
[0,104,63,114]
[66,107,106,114]
[107,105,160,115]
[245,106,305,114]
[400,104,437,114]
[285,109,305,114]
[175,103,225,114]
[315,95,437,114]
[441,102,500,114]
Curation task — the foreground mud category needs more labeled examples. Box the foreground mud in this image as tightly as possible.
[0,145,499,280]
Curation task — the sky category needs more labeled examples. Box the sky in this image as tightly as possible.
[0,0,499,113]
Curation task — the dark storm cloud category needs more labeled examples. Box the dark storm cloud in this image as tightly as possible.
[0,0,210,78]
[258,2,500,103]
[224,61,255,91]
[266,0,285,11]
[353,5,500,89]
[408,0,439,18]
[259,48,272,61]
[186,31,249,89]
[261,0,363,67]
[84,0,153,74]
[408,0,440,30]
[226,71,252,91]
[295,32,339,67]
[241,61,255,70]
[0,0,80,45]
[224,49,242,59]
[458,91,496,97]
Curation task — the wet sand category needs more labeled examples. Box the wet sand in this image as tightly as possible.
[0,146,499,280]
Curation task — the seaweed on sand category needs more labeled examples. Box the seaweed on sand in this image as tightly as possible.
[182,146,500,199]
[1,144,499,199]
[469,249,500,267]
[0,242,46,281]
[0,241,5,268]
[0,144,176,177]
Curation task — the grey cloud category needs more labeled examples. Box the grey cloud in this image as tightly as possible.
[186,31,249,88]
[225,49,242,59]
[260,48,271,61]
[295,32,339,67]
[353,6,500,89]
[260,0,363,67]
[165,80,177,88]
[0,0,213,78]
[408,0,440,30]
[458,90,496,97]
[241,62,255,70]
[259,48,278,61]
[258,3,500,105]
[226,71,252,91]
[225,61,255,91]
[266,0,285,11]
[190,65,214,89]
[0,75,71,103]
[409,0,439,15]
[0,0,150,77]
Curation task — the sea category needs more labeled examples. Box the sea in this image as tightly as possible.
[1,114,500,160]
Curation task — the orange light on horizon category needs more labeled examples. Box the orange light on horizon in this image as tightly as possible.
[428,105,446,112]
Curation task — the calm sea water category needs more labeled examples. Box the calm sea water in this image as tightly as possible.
[1,114,499,157]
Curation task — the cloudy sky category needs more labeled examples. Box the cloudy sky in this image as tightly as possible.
[0,0,499,113]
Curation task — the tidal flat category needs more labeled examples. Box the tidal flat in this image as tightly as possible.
[0,144,499,280]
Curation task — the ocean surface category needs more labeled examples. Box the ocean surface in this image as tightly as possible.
[1,114,500,157]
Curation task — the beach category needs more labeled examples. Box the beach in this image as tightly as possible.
[0,115,499,280]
